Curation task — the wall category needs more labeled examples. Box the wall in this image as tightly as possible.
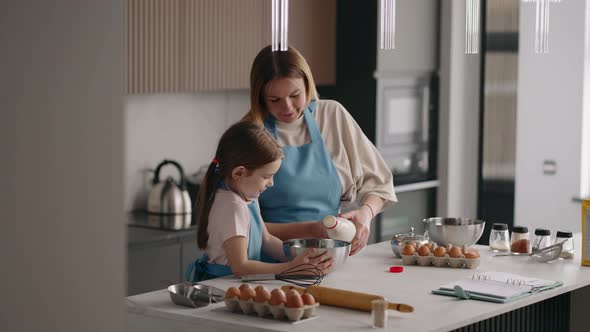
[437,0,482,218]
[377,0,439,74]
[515,0,590,232]
[1,1,126,331]
[125,92,248,212]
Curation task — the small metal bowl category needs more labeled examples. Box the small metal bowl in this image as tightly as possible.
[391,227,429,258]
[283,238,350,271]
[167,283,225,308]
[424,217,485,247]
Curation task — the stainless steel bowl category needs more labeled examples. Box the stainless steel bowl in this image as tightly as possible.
[390,227,429,258]
[167,283,225,308]
[283,238,350,271]
[423,217,485,247]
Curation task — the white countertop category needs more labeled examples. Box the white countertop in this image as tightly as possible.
[127,238,590,332]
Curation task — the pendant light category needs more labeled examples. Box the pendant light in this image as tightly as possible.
[271,0,289,51]
[379,0,396,50]
[522,0,562,54]
[465,0,481,54]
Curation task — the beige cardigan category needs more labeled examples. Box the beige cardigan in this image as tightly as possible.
[274,99,397,209]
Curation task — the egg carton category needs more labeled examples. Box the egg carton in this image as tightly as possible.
[224,298,319,322]
[400,253,480,269]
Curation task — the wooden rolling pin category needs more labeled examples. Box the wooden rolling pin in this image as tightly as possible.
[281,285,414,313]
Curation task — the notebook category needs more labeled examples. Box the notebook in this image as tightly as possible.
[432,272,562,303]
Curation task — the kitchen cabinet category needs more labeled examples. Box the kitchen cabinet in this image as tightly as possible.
[127,225,202,296]
[376,186,437,242]
[127,0,336,94]
[128,242,181,296]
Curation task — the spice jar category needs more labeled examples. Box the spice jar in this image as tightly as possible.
[532,228,551,251]
[489,223,510,252]
[555,231,574,259]
[510,226,530,254]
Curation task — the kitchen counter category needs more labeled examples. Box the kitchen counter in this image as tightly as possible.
[127,238,590,332]
[127,212,196,248]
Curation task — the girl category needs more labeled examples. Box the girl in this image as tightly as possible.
[186,121,332,281]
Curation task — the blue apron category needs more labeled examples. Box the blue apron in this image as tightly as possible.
[185,196,264,282]
[259,100,342,222]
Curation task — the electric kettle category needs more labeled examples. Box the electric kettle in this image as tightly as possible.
[147,159,192,217]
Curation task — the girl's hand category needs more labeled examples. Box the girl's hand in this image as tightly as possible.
[339,207,372,256]
[291,248,333,274]
[312,220,329,238]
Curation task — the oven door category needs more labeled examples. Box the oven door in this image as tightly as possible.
[376,74,437,184]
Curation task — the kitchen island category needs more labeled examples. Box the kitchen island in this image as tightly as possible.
[127,239,590,331]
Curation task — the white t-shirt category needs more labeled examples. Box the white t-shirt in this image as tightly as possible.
[206,189,262,265]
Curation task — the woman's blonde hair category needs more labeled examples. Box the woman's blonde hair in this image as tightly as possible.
[244,45,318,125]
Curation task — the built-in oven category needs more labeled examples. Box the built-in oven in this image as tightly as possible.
[373,73,439,243]
[376,73,438,185]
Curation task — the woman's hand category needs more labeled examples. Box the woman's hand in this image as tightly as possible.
[291,248,333,274]
[339,206,373,255]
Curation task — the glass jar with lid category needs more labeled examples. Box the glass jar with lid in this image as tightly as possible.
[510,226,530,254]
[555,231,574,259]
[532,228,552,251]
[489,223,510,252]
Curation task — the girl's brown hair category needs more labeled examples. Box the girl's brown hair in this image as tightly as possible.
[243,45,318,126]
[196,121,283,249]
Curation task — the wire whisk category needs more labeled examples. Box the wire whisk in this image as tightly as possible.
[240,263,324,288]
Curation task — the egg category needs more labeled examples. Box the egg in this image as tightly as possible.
[254,286,271,303]
[464,252,480,259]
[424,242,434,250]
[449,246,463,258]
[433,246,447,257]
[239,283,252,291]
[285,289,304,308]
[269,288,287,306]
[417,245,431,256]
[239,285,256,301]
[402,243,416,255]
[225,286,241,299]
[301,293,316,305]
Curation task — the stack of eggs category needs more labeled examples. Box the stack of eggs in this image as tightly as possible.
[400,242,481,269]
[224,284,319,321]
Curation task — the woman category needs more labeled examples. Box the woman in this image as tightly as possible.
[244,46,397,255]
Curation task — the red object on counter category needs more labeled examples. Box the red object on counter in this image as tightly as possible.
[389,266,403,273]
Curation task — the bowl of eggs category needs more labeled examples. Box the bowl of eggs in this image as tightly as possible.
[283,238,350,271]
[224,284,318,321]
[423,217,485,247]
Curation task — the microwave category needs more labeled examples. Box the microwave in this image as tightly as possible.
[376,73,438,184]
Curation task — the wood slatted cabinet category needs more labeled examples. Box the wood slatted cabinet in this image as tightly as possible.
[127,0,335,94]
